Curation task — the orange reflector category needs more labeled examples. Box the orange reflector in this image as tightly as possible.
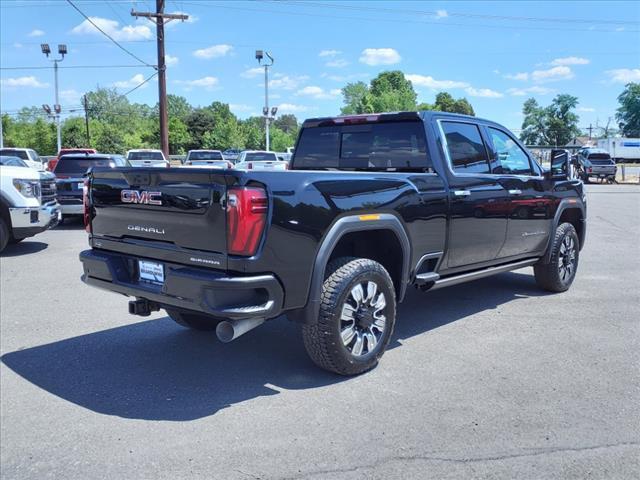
[359,214,381,221]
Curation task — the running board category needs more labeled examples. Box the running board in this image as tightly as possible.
[430,258,538,291]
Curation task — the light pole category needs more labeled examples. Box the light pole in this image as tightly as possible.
[256,50,275,151]
[41,43,66,153]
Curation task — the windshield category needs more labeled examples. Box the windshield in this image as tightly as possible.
[189,151,223,160]
[128,151,165,161]
[292,121,430,170]
[54,157,115,175]
[0,155,29,167]
[0,149,28,160]
[244,152,278,161]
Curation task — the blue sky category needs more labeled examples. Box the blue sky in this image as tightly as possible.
[1,0,639,134]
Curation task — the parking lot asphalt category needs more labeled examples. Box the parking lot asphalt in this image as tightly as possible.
[1,184,639,480]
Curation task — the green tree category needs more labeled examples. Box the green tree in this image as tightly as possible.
[270,127,296,152]
[167,117,191,154]
[93,122,126,153]
[62,117,90,148]
[418,92,475,115]
[155,94,192,121]
[185,108,216,150]
[241,117,265,150]
[340,72,418,114]
[520,98,547,145]
[545,94,580,146]
[616,82,640,137]
[341,81,372,114]
[273,114,299,134]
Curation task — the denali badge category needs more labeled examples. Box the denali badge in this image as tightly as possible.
[128,225,165,235]
[121,190,162,205]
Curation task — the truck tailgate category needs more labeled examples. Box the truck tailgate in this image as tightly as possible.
[89,168,228,268]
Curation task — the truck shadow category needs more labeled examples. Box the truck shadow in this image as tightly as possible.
[0,241,48,257]
[1,271,548,421]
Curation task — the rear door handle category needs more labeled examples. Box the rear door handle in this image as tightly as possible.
[453,190,471,197]
[508,189,523,195]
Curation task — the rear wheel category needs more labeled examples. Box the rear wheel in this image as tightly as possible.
[534,222,579,292]
[165,308,221,331]
[302,257,396,375]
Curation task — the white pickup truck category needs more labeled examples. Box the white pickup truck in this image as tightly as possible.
[0,155,60,252]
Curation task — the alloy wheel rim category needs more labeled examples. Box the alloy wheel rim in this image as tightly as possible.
[558,235,576,283]
[340,280,386,357]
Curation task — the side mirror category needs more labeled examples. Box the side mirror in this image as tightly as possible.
[548,149,571,180]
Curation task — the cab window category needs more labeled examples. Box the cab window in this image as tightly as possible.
[441,121,491,174]
[488,127,533,175]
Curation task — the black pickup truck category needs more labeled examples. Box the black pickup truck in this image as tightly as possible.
[79,111,586,375]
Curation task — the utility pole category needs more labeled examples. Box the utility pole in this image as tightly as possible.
[41,43,67,153]
[255,50,276,151]
[586,123,594,140]
[83,95,91,146]
[131,1,187,158]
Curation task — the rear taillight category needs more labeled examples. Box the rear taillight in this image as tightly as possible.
[587,167,592,173]
[48,159,58,171]
[83,178,91,233]
[226,186,267,256]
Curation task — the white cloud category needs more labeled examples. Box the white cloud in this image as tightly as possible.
[359,48,401,66]
[323,73,369,82]
[296,86,341,99]
[464,87,503,98]
[326,59,349,68]
[605,68,640,83]
[551,56,590,66]
[531,65,574,82]
[165,55,179,67]
[113,73,148,89]
[405,74,469,89]
[71,16,152,41]
[241,67,264,78]
[60,89,82,104]
[434,9,448,19]
[504,72,529,81]
[319,50,341,57]
[268,74,309,90]
[28,29,45,37]
[506,86,555,96]
[193,44,233,59]
[578,107,595,112]
[13,43,23,49]
[277,103,309,113]
[175,76,219,90]
[1,76,49,88]
[229,104,253,112]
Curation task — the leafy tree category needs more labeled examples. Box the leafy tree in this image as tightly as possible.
[167,117,191,154]
[93,122,126,153]
[270,127,296,152]
[341,81,372,114]
[61,117,90,148]
[184,108,216,150]
[273,114,299,134]
[519,95,580,146]
[369,70,417,112]
[241,117,266,150]
[616,82,640,137]
[418,92,475,115]
[155,94,192,121]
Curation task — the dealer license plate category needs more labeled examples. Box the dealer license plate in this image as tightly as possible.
[138,260,164,284]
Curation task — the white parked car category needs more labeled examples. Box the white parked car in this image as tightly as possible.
[234,151,289,171]
[183,150,232,168]
[0,155,60,252]
[126,149,170,168]
[0,148,44,170]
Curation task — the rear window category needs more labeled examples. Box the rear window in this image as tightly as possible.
[128,151,164,161]
[588,153,612,161]
[189,151,223,160]
[0,149,28,160]
[244,152,278,161]
[55,157,114,175]
[293,121,430,170]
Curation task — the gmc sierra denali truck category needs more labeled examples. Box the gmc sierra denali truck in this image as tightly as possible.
[79,111,586,375]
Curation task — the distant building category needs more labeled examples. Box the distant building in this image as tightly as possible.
[566,136,596,148]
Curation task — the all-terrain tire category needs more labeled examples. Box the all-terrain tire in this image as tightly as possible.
[534,222,579,292]
[302,257,396,376]
[165,308,221,331]
[0,218,10,253]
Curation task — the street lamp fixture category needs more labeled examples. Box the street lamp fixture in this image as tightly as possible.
[41,41,67,152]
[58,44,67,56]
[255,50,264,62]
[41,43,51,56]
[270,107,278,117]
[42,104,51,114]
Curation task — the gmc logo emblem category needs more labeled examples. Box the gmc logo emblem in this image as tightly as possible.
[121,190,162,206]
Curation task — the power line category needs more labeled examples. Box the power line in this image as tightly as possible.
[121,71,158,96]
[182,1,640,34]
[1,65,155,70]
[65,0,157,68]
[277,0,639,26]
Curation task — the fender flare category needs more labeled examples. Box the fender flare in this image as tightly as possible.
[288,213,411,324]
[542,199,586,264]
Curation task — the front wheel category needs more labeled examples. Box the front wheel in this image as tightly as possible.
[165,308,221,331]
[534,222,579,292]
[302,257,396,375]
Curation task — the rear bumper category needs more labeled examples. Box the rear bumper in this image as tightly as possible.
[79,249,284,320]
[60,203,84,215]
